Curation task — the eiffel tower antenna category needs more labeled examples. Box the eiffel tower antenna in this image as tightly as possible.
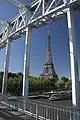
[40,32,57,78]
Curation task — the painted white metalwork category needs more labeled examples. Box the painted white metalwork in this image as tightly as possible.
[0,0,79,49]
[2,39,11,95]
[0,20,9,33]
[67,8,79,109]
[22,27,31,109]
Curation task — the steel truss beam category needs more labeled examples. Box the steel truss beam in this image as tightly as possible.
[0,0,79,49]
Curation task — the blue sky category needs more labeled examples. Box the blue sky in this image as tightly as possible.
[0,0,80,79]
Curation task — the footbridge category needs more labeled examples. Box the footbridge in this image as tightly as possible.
[0,0,80,119]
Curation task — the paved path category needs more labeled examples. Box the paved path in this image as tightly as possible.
[0,103,35,120]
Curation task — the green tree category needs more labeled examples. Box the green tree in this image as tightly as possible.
[0,71,71,95]
[61,77,69,82]
[65,80,72,90]
[8,72,23,95]
[55,80,65,90]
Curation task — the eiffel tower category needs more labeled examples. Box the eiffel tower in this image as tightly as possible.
[40,32,56,78]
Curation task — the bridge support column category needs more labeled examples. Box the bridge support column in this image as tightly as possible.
[67,7,79,119]
[2,39,11,95]
[22,27,31,109]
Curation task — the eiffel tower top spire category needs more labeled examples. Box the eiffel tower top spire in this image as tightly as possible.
[45,32,52,65]
[40,32,56,78]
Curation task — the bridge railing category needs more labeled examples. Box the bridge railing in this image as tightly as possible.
[27,100,80,120]
[0,96,80,120]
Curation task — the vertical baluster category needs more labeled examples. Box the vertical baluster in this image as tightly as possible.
[36,103,38,120]
[57,108,59,120]
[46,107,48,119]
[30,104,32,115]
[54,108,56,120]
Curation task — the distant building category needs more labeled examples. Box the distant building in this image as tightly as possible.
[40,32,57,78]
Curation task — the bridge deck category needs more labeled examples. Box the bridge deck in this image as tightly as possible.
[0,103,35,120]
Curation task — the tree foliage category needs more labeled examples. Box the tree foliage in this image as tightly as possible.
[0,71,71,95]
[55,80,65,89]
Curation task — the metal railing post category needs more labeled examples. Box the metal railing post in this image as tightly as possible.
[36,103,38,120]
[30,104,32,115]
[46,107,48,119]
[57,108,59,120]
[70,109,72,120]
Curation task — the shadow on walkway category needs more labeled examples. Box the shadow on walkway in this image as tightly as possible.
[0,103,35,120]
